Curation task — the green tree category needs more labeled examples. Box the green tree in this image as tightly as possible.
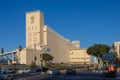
[29,61,35,70]
[41,53,54,65]
[87,44,111,58]
[113,52,118,59]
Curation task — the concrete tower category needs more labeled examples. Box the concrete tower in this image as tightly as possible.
[26,11,44,49]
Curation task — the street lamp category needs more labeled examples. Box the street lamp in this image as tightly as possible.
[34,56,37,65]
[40,44,44,72]
[97,54,101,70]
[39,44,50,73]
[18,45,22,62]
[84,53,86,65]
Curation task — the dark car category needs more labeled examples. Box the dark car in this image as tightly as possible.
[32,68,41,73]
[66,69,76,75]
[0,71,13,80]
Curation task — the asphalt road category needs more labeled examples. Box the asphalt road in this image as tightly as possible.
[14,69,120,80]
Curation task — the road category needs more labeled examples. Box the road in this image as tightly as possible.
[14,69,120,80]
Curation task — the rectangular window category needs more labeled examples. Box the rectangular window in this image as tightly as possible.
[28,27,30,31]
[32,26,34,30]
[31,16,35,24]
[28,38,32,42]
[35,26,37,30]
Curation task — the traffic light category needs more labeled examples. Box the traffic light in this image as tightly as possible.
[19,45,22,51]
[1,48,4,54]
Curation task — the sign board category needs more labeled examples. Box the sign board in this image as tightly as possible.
[102,53,115,61]
[43,48,50,53]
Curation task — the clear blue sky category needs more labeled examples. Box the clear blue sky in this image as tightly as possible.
[0,0,120,51]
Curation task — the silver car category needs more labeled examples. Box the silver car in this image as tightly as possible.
[17,68,31,74]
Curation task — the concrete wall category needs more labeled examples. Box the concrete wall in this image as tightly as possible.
[19,48,27,64]
[45,26,70,63]
[18,48,42,65]
[69,49,91,64]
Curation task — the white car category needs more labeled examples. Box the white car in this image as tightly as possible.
[47,68,60,75]
[17,68,31,74]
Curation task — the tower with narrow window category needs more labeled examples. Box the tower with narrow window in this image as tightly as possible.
[26,11,44,49]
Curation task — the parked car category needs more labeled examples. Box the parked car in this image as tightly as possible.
[17,68,31,74]
[6,68,15,73]
[117,66,120,72]
[47,68,60,75]
[66,68,76,75]
[0,71,13,80]
[42,67,49,72]
[32,68,41,73]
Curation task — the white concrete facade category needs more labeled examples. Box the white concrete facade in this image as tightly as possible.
[114,42,120,58]
[18,48,41,65]
[69,49,91,64]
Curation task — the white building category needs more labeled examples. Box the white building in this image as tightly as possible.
[0,10,91,65]
[114,42,120,58]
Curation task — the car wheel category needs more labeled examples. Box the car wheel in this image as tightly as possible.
[66,72,68,74]
[0,77,3,80]
[7,76,12,80]
[74,72,76,75]
[58,72,60,75]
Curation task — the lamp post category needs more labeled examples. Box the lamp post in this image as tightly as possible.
[97,54,101,70]
[18,45,22,63]
[33,42,37,65]
[84,53,86,65]
[40,44,44,73]
[16,46,22,68]
[34,56,37,65]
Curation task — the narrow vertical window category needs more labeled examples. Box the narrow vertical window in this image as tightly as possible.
[31,16,35,24]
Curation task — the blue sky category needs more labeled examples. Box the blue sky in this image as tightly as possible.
[0,0,120,51]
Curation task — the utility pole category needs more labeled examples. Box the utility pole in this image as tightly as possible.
[19,45,22,51]
[34,56,37,65]
[40,44,44,73]
[16,45,22,67]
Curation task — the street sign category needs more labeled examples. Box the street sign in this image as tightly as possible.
[102,53,115,61]
[43,48,50,53]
